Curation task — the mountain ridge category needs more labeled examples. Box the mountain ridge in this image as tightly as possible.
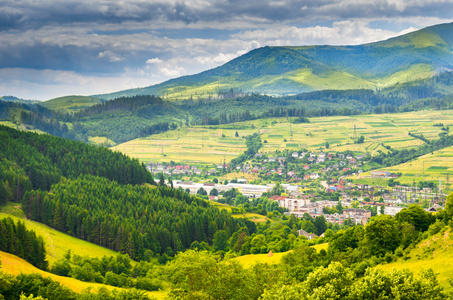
[96,22,453,100]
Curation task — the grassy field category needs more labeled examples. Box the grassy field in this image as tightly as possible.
[234,243,328,268]
[113,110,451,165]
[357,144,453,190]
[0,202,117,266]
[0,251,167,298]
[39,95,103,113]
[208,200,271,223]
[377,228,453,292]
[89,136,117,146]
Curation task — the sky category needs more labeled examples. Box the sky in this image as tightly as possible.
[1,0,453,100]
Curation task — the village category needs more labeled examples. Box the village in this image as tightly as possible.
[170,177,444,227]
[149,148,446,228]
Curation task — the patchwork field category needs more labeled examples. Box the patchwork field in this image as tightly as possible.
[357,144,453,190]
[113,110,451,166]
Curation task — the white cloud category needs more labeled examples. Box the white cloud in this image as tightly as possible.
[158,65,185,77]
[146,57,164,64]
[232,21,417,46]
[98,50,123,62]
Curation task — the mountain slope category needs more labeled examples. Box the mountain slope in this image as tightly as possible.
[40,95,104,113]
[97,22,453,100]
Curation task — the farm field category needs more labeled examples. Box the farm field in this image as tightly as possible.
[113,110,452,165]
[358,145,453,189]
[0,202,118,266]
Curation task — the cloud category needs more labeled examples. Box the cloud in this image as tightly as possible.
[233,21,419,46]
[158,65,185,77]
[1,0,453,99]
[98,50,123,62]
[146,57,164,64]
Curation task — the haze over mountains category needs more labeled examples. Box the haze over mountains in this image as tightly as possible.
[97,22,453,101]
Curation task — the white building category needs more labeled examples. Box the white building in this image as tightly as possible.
[384,206,405,216]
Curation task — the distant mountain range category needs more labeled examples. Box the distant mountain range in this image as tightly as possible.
[96,22,453,101]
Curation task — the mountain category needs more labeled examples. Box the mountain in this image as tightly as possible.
[96,22,453,101]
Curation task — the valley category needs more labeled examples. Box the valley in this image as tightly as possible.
[3,20,453,300]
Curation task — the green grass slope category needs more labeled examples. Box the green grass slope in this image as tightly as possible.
[40,95,104,113]
[97,22,453,100]
[0,202,117,266]
[378,228,453,292]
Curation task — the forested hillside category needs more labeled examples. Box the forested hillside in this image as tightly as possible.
[22,175,256,260]
[0,125,153,204]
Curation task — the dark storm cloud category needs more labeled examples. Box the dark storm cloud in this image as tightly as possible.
[2,0,452,32]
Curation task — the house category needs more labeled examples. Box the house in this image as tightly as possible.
[310,173,320,179]
[287,171,295,177]
[343,208,372,219]
[291,152,299,158]
[356,155,365,160]
[426,204,443,212]
[338,154,345,159]
[303,165,310,170]
[349,158,357,164]
[384,206,404,216]
[310,153,316,158]
[254,153,263,159]
[297,229,317,240]
[269,157,276,162]
[278,157,286,162]
[371,171,391,177]
[304,175,310,180]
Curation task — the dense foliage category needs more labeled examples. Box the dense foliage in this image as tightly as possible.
[22,175,255,260]
[50,251,162,291]
[0,125,153,191]
[0,272,153,300]
[0,217,47,270]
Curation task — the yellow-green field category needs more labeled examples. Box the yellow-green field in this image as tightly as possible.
[113,110,451,165]
[0,203,117,266]
[0,251,167,298]
[89,136,117,146]
[234,243,328,268]
[360,145,453,189]
[208,201,271,223]
[377,229,453,292]
[39,95,103,113]
[111,126,253,164]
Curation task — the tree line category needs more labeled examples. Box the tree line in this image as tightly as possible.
[0,125,154,192]
[0,217,47,270]
[21,174,256,260]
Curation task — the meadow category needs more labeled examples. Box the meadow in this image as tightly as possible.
[0,202,117,266]
[377,228,453,292]
[234,243,328,268]
[113,110,451,166]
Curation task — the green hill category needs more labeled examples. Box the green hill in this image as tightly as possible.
[40,95,104,113]
[96,22,453,100]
